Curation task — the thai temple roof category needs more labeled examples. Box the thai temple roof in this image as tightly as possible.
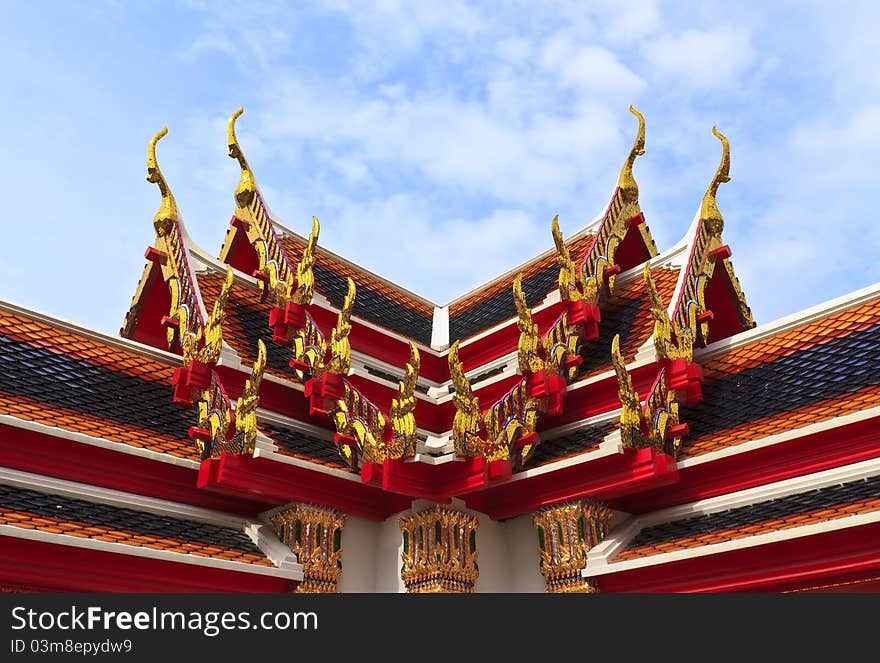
[1,105,878,593]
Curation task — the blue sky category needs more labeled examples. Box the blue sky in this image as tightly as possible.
[1,0,878,335]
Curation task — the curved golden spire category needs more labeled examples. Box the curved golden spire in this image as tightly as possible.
[292,216,320,305]
[327,277,356,375]
[228,106,257,209]
[513,273,542,374]
[389,342,421,457]
[235,339,267,453]
[617,105,646,204]
[449,339,482,457]
[147,127,179,236]
[611,334,642,444]
[700,126,731,235]
[552,215,582,302]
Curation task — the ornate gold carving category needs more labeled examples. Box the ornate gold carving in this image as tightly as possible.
[387,342,421,459]
[611,334,643,448]
[234,339,266,454]
[146,127,179,237]
[194,371,233,459]
[532,499,611,593]
[611,333,682,455]
[268,504,345,593]
[700,126,731,237]
[617,105,645,205]
[325,277,355,377]
[228,107,257,209]
[293,216,320,306]
[449,340,483,457]
[644,264,692,362]
[399,506,478,593]
[225,106,318,309]
[332,381,387,465]
[671,126,753,345]
[182,267,234,366]
[514,273,544,374]
[578,106,657,295]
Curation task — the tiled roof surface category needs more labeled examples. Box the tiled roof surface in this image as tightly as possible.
[0,483,272,566]
[261,423,348,470]
[198,271,295,381]
[615,475,880,561]
[680,296,880,459]
[0,309,197,460]
[525,422,616,468]
[575,265,680,380]
[448,233,595,341]
[280,236,434,345]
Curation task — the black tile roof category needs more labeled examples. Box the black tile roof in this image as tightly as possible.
[0,483,263,555]
[262,423,348,469]
[233,301,296,373]
[575,291,645,377]
[449,263,560,341]
[625,474,880,550]
[0,337,192,439]
[314,264,433,345]
[526,422,613,467]
[682,323,880,441]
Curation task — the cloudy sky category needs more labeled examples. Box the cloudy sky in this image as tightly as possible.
[1,0,878,335]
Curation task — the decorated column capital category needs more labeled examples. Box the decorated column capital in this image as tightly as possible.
[532,499,611,593]
[266,504,346,593]
[399,506,479,593]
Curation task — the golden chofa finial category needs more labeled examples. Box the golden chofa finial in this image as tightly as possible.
[700,126,731,235]
[228,106,257,209]
[147,126,179,236]
[617,105,646,204]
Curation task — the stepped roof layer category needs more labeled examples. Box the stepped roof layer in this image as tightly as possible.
[0,483,272,567]
[0,304,197,461]
[680,289,880,460]
[616,474,880,561]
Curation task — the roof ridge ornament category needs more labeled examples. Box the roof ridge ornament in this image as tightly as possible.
[181,266,234,366]
[387,342,421,458]
[228,107,257,209]
[700,126,731,236]
[235,339,267,454]
[617,105,646,205]
[147,127,179,237]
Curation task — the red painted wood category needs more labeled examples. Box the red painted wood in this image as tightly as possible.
[463,447,678,520]
[595,520,880,593]
[613,413,880,514]
[0,424,272,516]
[0,536,294,593]
[198,453,411,521]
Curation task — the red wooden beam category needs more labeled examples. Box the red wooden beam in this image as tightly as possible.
[595,519,880,593]
[198,453,412,521]
[0,423,271,516]
[463,447,678,520]
[0,536,294,593]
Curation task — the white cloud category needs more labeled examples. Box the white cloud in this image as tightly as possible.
[641,26,754,91]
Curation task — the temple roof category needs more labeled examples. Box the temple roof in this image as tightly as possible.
[680,286,880,460]
[0,303,197,461]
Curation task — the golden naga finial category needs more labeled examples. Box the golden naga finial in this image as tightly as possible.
[551,216,596,303]
[644,264,692,362]
[327,277,355,375]
[700,126,731,235]
[513,273,543,374]
[292,216,320,305]
[228,106,257,209]
[389,342,421,458]
[182,266,234,365]
[449,340,483,457]
[235,339,267,454]
[551,215,582,302]
[147,127,179,236]
[611,334,642,445]
[617,105,646,204]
